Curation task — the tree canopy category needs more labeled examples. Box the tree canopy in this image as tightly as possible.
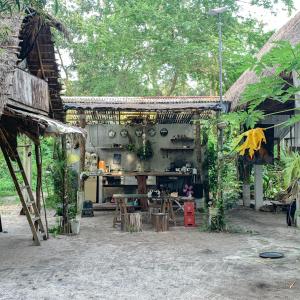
[1,0,295,97]
[51,0,295,97]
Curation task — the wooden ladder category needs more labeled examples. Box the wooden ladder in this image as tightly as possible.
[0,128,47,246]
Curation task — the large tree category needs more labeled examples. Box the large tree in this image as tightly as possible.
[0,0,59,13]
[53,0,294,96]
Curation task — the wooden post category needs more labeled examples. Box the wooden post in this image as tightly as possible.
[0,214,2,232]
[201,127,210,203]
[35,143,42,212]
[195,115,205,202]
[136,175,148,210]
[296,181,300,228]
[254,164,264,211]
[34,143,42,231]
[61,135,69,233]
[79,109,86,192]
[195,118,202,182]
[242,163,251,207]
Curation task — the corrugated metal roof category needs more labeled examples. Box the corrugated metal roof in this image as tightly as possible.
[62,96,228,111]
[63,96,228,125]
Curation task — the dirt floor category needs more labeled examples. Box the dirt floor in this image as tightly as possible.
[0,204,300,300]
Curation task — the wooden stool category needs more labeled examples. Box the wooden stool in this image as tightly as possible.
[152,213,169,232]
[161,198,176,226]
[125,213,142,232]
[113,198,128,228]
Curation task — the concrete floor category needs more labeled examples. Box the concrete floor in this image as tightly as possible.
[0,205,299,300]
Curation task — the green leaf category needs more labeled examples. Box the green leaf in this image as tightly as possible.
[283,114,300,128]
[244,110,265,129]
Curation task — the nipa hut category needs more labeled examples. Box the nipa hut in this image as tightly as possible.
[225,11,300,212]
[0,10,84,245]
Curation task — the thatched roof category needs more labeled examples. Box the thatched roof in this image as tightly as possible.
[225,11,300,110]
[0,11,64,121]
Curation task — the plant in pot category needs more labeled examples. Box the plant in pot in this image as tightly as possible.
[69,204,80,235]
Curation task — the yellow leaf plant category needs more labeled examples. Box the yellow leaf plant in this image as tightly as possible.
[236,128,267,158]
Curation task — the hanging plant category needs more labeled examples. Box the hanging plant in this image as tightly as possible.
[136,140,153,160]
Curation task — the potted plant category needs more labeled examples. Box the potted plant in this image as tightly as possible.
[69,205,81,235]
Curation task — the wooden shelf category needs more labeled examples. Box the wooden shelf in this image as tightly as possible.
[100,146,127,151]
[160,147,194,151]
[103,184,156,187]
[170,137,194,143]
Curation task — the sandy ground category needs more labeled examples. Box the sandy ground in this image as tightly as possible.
[0,204,300,300]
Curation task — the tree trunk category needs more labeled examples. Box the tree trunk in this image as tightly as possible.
[243,183,251,207]
[125,213,142,232]
[152,213,169,232]
[136,175,148,210]
[168,71,178,96]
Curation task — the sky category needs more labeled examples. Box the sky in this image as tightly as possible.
[240,2,300,31]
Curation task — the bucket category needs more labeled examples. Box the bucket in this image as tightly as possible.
[70,219,80,234]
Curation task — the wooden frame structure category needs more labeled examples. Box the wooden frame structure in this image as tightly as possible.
[63,96,230,207]
[0,11,84,245]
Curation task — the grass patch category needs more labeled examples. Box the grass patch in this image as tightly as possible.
[0,191,16,197]
[199,223,259,235]
[0,195,18,206]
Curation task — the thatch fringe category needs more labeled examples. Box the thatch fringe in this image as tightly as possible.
[225,11,300,110]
